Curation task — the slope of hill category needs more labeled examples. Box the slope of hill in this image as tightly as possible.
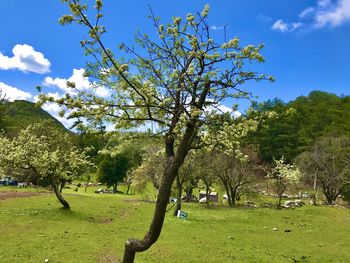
[247,91,350,162]
[0,100,69,137]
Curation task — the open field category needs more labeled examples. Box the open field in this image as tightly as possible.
[0,186,350,263]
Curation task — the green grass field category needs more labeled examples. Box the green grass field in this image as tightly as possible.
[0,186,349,263]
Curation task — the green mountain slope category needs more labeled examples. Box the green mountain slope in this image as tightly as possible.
[247,90,350,162]
[0,100,69,137]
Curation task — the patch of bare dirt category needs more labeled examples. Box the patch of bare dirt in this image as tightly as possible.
[99,254,119,263]
[0,191,48,201]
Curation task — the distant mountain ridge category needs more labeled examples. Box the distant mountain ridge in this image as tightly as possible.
[0,100,69,137]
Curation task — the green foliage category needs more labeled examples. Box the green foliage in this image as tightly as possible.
[0,120,94,207]
[97,143,142,191]
[98,155,128,191]
[248,91,350,162]
[0,100,69,137]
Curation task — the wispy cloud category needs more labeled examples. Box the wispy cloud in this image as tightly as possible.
[257,14,272,23]
[315,0,350,28]
[271,0,350,33]
[210,25,224,31]
[299,7,315,18]
[0,44,51,74]
[318,0,332,8]
[271,20,302,32]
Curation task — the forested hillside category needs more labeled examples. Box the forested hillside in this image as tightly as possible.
[0,100,68,137]
[247,91,350,162]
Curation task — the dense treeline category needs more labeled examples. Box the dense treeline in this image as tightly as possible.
[247,90,350,162]
[1,90,350,207]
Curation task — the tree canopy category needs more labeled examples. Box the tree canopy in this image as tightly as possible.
[0,120,94,209]
[39,2,273,262]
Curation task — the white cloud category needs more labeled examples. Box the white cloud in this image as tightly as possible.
[33,92,62,114]
[271,20,302,32]
[273,0,350,32]
[210,25,224,31]
[0,82,32,101]
[315,0,350,27]
[43,68,90,95]
[271,20,289,32]
[95,86,111,97]
[43,68,111,97]
[299,7,315,18]
[292,22,303,30]
[0,44,51,74]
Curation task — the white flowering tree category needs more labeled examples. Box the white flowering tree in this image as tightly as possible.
[267,157,301,208]
[39,1,273,261]
[0,121,94,209]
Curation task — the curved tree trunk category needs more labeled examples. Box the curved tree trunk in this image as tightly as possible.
[52,182,70,209]
[122,158,181,262]
[122,122,196,263]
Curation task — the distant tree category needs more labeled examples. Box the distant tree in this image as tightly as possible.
[212,148,260,206]
[173,152,195,216]
[183,171,198,202]
[131,145,165,193]
[98,155,128,192]
[40,2,273,261]
[0,121,93,209]
[267,157,301,208]
[194,150,217,205]
[98,144,142,192]
[297,136,350,205]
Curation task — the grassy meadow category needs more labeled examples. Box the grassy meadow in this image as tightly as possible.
[0,186,350,263]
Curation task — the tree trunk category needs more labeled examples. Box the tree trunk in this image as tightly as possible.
[185,186,192,202]
[126,185,131,195]
[324,192,336,205]
[205,184,210,205]
[113,183,117,193]
[173,175,182,216]
[85,175,91,193]
[59,180,66,193]
[277,194,283,208]
[229,187,236,206]
[52,182,70,209]
[223,181,232,206]
[122,159,180,262]
[122,122,196,263]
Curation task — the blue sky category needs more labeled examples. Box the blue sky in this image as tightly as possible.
[0,0,349,127]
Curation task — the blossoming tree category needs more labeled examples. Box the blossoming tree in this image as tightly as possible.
[267,157,301,208]
[39,1,273,261]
